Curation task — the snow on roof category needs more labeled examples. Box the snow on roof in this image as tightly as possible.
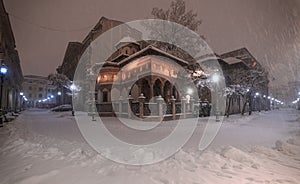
[196,53,220,63]
[117,45,189,67]
[222,57,244,65]
[115,36,140,49]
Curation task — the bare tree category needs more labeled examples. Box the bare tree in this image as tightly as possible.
[48,73,72,105]
[144,0,205,61]
[151,0,202,32]
[48,73,71,89]
[224,67,268,116]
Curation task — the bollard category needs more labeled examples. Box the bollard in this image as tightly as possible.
[157,95,164,121]
[216,111,220,122]
[171,96,176,120]
[138,93,146,118]
[91,112,96,121]
[119,96,123,115]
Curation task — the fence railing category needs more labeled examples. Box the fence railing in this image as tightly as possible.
[96,94,210,120]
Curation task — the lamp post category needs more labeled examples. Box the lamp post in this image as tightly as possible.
[70,84,76,116]
[57,91,62,106]
[0,64,8,108]
[211,73,220,122]
[0,63,8,126]
[19,92,23,111]
[255,92,261,112]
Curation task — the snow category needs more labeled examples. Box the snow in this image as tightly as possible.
[0,108,299,184]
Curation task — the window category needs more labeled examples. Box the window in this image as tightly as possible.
[112,74,117,81]
[38,94,43,98]
[29,93,32,98]
[28,86,32,90]
[102,75,107,81]
[103,91,108,102]
[39,87,43,92]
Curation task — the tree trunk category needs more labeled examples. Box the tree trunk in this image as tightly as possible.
[226,96,232,118]
[248,95,252,115]
[241,100,247,116]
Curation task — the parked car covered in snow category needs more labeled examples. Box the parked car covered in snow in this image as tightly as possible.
[51,104,73,112]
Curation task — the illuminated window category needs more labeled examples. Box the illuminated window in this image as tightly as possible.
[97,76,101,83]
[103,75,107,81]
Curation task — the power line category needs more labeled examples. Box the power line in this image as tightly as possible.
[8,12,94,32]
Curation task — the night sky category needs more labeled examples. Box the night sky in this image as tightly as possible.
[4,0,300,89]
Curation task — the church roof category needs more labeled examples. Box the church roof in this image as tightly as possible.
[222,57,245,65]
[105,45,190,67]
[220,47,259,68]
[115,36,140,49]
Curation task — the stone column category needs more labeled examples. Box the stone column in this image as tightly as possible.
[138,93,146,118]
[181,97,186,118]
[137,80,142,96]
[160,83,164,97]
[157,95,164,121]
[170,84,173,97]
[127,95,133,118]
[171,95,176,120]
[149,81,154,101]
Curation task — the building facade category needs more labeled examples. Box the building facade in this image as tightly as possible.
[22,75,57,108]
[0,0,23,112]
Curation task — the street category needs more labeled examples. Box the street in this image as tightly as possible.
[0,108,299,184]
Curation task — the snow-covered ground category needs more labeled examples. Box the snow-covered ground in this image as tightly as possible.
[0,108,299,184]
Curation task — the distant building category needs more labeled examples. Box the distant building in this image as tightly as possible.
[56,42,82,80]
[22,75,57,108]
[0,0,23,112]
[220,48,269,114]
[57,16,140,81]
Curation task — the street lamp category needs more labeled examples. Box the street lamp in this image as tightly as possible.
[211,73,220,83]
[70,84,76,91]
[19,92,24,111]
[0,63,8,111]
[187,88,193,95]
[57,91,63,106]
[0,63,7,126]
[211,73,221,122]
